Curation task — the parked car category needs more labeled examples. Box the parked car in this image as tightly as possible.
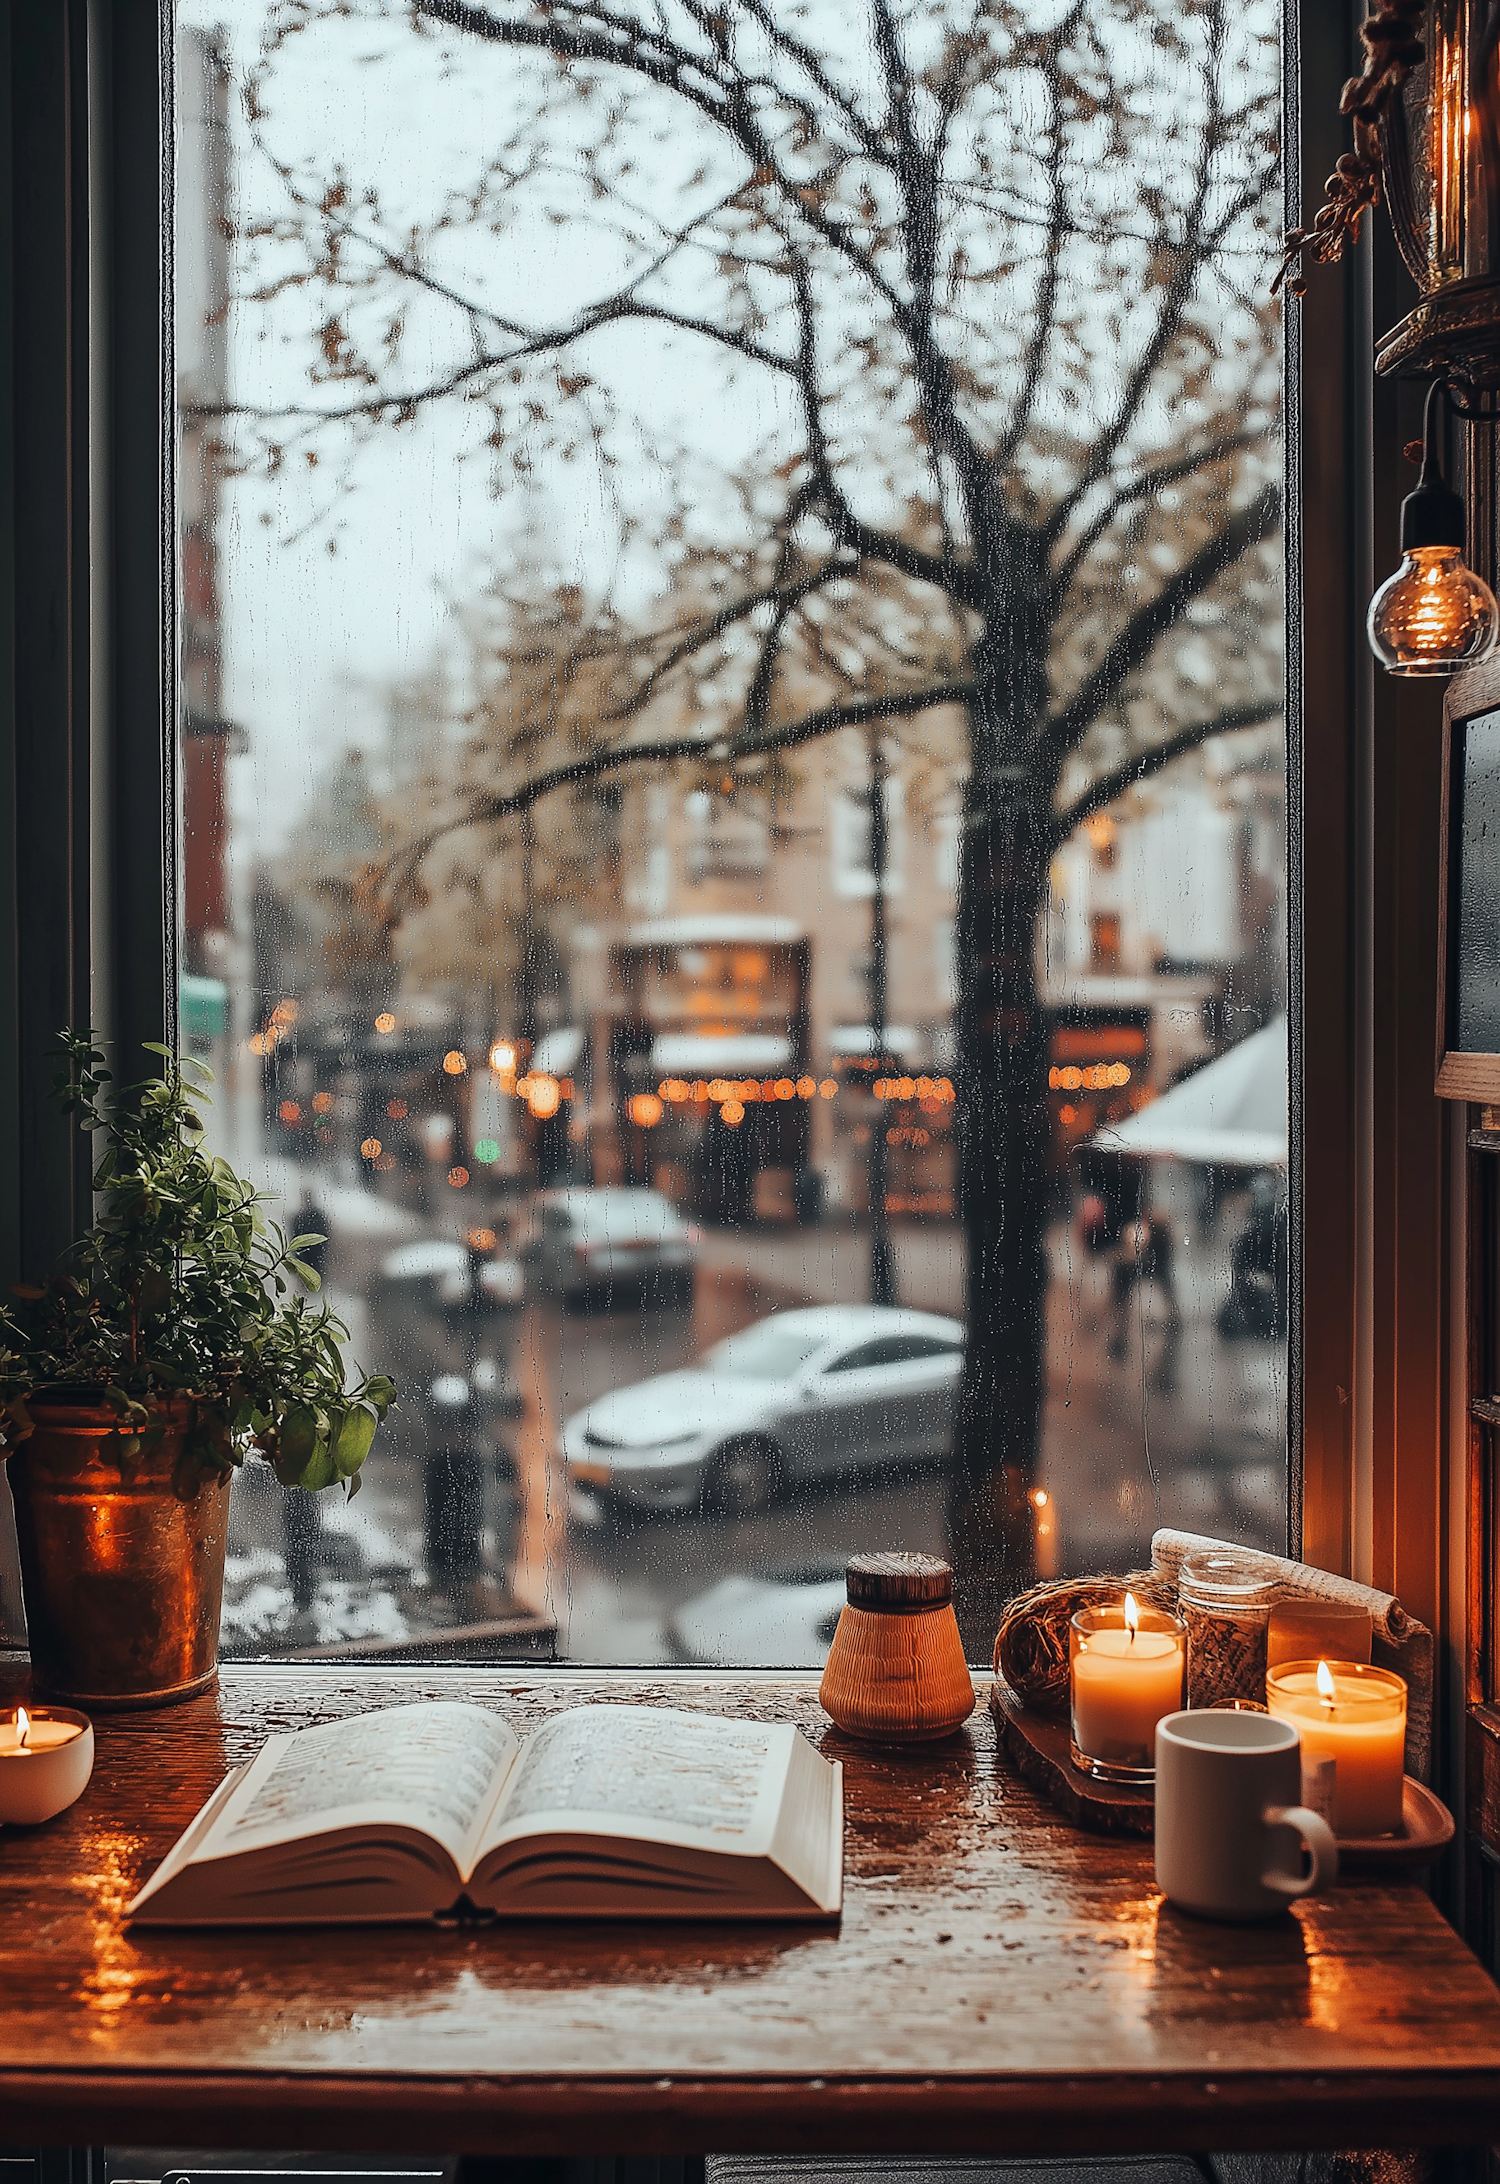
[562,1304,964,1516]
[521,1186,698,1304]
[378,1238,524,1311]
[668,1562,849,1666]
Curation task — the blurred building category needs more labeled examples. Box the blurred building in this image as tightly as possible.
[570,720,1285,1219]
[572,720,969,1220]
[177,26,241,1056]
[1041,728,1287,1168]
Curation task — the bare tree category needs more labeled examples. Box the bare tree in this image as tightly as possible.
[221,0,1284,1635]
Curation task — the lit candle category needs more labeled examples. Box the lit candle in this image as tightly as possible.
[1070,1593,1186,1782]
[1265,1659,1406,1836]
[0,1704,94,1825]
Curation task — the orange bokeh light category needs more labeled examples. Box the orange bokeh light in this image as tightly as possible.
[374,1012,396,1034]
[525,1074,561,1119]
[278,1101,301,1124]
[360,1137,382,1160]
[387,1099,408,1119]
[448,1165,470,1188]
[443,1050,467,1076]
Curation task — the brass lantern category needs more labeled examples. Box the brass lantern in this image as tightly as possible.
[1377,0,1500,381]
[1285,0,1500,389]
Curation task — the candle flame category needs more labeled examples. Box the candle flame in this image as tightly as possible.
[15,1706,29,1750]
[1316,1660,1336,1705]
[1124,1591,1139,1639]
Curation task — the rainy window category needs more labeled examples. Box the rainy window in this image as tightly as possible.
[161,0,1288,1667]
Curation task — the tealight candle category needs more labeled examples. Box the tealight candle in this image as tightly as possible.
[1265,1659,1406,1836]
[1070,1593,1185,1782]
[0,1704,94,1825]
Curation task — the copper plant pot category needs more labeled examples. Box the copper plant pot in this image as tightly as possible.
[5,1398,230,1710]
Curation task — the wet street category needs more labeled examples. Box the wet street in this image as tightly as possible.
[181,1162,1287,1668]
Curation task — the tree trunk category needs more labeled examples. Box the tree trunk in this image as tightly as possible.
[948,584,1056,1657]
[866,732,895,1307]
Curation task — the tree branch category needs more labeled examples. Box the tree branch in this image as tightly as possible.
[781,256,984,608]
[992,8,1086,475]
[184,290,797,427]
[1048,699,1282,851]
[416,0,907,315]
[1041,0,1242,544]
[377,677,976,901]
[1046,481,1280,751]
[1048,429,1267,601]
[602,559,840,725]
[739,0,889,163]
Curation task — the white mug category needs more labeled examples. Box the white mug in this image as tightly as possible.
[1155,1709,1339,1920]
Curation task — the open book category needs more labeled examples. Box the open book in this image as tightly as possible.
[127,1700,843,1925]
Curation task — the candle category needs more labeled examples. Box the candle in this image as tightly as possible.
[0,1704,94,1825]
[1265,1659,1406,1836]
[1266,1597,1373,1669]
[1070,1593,1186,1782]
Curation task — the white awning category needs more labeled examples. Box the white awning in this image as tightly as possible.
[531,1026,585,1077]
[627,914,804,947]
[829,1023,922,1059]
[1095,1018,1287,1167]
[651,1032,795,1076]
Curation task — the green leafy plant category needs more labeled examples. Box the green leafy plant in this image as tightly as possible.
[0,1031,395,1498]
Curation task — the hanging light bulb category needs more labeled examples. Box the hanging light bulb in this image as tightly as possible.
[1369,379,1499,676]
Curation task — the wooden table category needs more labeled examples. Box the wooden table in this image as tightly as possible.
[2,1664,1500,2157]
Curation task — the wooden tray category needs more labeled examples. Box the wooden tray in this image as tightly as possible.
[1336,1777,1455,1870]
[990,1681,1154,1834]
[992,1683,1455,1866]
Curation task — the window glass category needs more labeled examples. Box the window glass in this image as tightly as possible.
[164,0,1289,1670]
[824,1335,961,1373]
[708,1326,830,1383]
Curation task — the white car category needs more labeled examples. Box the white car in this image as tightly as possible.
[522,1186,698,1303]
[562,1305,965,1515]
[378,1238,524,1309]
[668,1564,849,1665]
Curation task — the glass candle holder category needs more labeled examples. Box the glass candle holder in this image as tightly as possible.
[1264,1659,1407,1837]
[1266,1596,1373,1670]
[1179,1549,1278,1708]
[1069,1599,1186,1783]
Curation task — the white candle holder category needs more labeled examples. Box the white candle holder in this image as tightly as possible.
[0,1704,94,1825]
[1069,1600,1186,1783]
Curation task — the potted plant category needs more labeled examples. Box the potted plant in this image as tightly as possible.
[0,1033,395,1709]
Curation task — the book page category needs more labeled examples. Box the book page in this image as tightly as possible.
[205,1701,520,1867]
[481,1704,791,1859]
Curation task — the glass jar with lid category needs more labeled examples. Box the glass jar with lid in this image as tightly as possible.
[1179,1550,1279,1709]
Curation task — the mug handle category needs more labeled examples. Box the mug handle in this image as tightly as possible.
[1260,1803,1340,1898]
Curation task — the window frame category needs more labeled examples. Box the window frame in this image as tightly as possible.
[0,0,1446,1725]
[0,0,175,1283]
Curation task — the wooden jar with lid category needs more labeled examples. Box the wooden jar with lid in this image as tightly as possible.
[818,1552,976,1743]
